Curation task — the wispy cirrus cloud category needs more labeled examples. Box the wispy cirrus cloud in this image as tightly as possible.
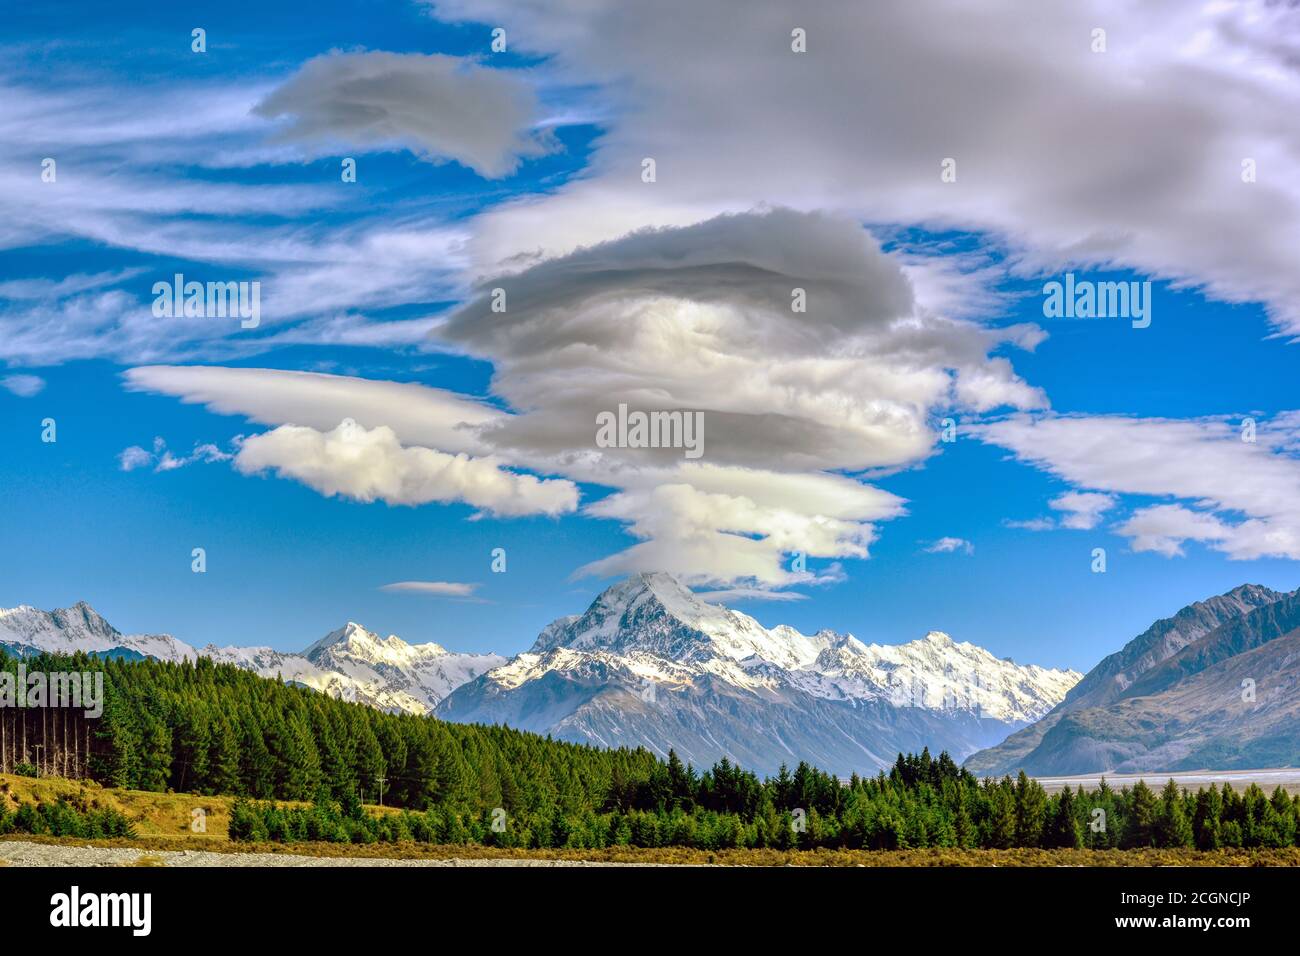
[974,413,1300,560]
[0,56,498,367]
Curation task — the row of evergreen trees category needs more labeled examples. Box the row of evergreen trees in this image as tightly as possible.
[0,797,134,839]
[234,750,1300,851]
[4,649,1298,851]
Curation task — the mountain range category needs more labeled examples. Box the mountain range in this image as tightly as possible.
[434,572,1079,775]
[0,601,504,715]
[964,583,1300,776]
[14,574,1300,779]
[0,573,1079,777]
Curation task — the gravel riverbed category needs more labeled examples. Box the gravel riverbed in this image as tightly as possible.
[0,840,641,867]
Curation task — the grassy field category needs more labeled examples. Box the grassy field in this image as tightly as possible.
[0,772,400,842]
[5,773,1300,866]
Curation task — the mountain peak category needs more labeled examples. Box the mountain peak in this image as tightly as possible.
[641,571,694,590]
[1221,583,1281,604]
[531,571,821,667]
[625,571,716,612]
[604,571,702,608]
[302,621,454,665]
[304,621,384,656]
[49,601,121,639]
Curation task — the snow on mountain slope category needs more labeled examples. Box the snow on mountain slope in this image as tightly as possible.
[795,630,1080,724]
[437,572,1080,775]
[0,602,196,662]
[512,572,1076,720]
[530,572,827,670]
[294,621,504,713]
[0,603,502,715]
[2,575,1078,775]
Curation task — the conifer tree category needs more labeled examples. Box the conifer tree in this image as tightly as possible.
[987,784,1016,849]
[1013,771,1047,847]
[207,718,241,796]
[1046,785,1082,848]
[1193,785,1221,851]
[1126,780,1158,848]
[1154,780,1192,848]
[954,794,976,849]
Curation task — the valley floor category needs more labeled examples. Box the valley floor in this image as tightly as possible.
[1034,767,1300,795]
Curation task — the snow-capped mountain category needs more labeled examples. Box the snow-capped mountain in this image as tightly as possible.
[1,576,1079,775]
[0,602,502,715]
[0,601,187,662]
[437,572,1080,775]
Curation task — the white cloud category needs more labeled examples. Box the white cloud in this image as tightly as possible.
[924,536,974,555]
[576,473,899,587]
[695,587,808,603]
[1115,505,1232,558]
[1048,491,1117,530]
[1,373,44,397]
[126,368,581,519]
[1005,517,1055,532]
[234,418,578,517]
[380,580,480,597]
[118,436,234,473]
[118,445,153,472]
[974,413,1300,560]
[124,365,499,457]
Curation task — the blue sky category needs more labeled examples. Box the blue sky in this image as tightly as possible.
[4,0,1300,671]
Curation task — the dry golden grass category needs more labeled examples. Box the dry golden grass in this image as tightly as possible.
[0,772,401,842]
[1,773,235,840]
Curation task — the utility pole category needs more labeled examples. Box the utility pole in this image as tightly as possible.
[374,773,388,807]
